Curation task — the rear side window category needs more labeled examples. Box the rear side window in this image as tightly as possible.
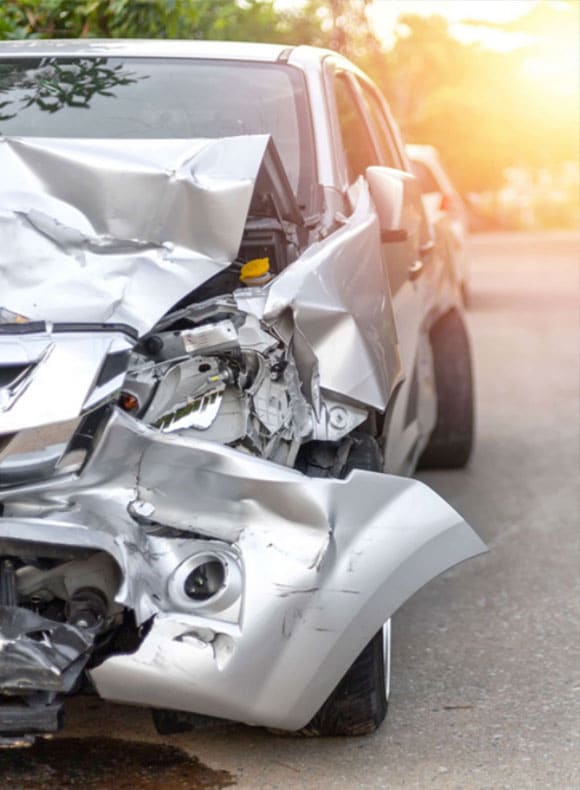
[334,74,376,184]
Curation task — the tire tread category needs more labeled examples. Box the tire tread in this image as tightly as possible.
[419,309,474,469]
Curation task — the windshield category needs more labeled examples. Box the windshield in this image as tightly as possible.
[0,56,315,209]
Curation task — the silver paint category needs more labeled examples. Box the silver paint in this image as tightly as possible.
[0,53,485,731]
[0,409,485,729]
[0,134,270,335]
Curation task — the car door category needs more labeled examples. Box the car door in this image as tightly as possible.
[330,68,436,474]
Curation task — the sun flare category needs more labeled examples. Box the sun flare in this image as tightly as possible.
[521,35,580,97]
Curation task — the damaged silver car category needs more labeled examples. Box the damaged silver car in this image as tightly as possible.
[0,40,485,743]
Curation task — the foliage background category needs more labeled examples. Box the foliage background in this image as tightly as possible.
[0,0,578,221]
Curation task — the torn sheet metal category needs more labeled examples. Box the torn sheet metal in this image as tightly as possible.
[0,128,484,737]
[0,328,133,433]
[0,605,93,693]
[0,135,271,335]
[235,181,403,411]
[0,408,486,729]
[1,134,400,412]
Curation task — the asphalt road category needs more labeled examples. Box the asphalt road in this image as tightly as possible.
[2,230,578,789]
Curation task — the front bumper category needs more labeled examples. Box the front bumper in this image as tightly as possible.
[0,408,486,732]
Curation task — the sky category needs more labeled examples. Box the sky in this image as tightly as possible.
[367,0,539,27]
[368,0,542,49]
[362,1,578,98]
[274,1,579,97]
[277,1,573,51]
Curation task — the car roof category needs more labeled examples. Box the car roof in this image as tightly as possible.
[0,38,298,62]
[0,39,355,75]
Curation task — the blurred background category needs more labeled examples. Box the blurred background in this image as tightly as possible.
[1,0,578,231]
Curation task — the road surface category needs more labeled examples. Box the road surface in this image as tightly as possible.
[2,231,578,789]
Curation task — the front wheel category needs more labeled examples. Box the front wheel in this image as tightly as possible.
[297,434,391,736]
[302,620,391,737]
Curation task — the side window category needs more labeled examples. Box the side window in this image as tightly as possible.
[357,81,400,170]
[409,160,440,194]
[334,74,377,184]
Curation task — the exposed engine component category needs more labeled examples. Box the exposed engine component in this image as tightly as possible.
[144,319,240,362]
[0,550,121,743]
[119,298,339,466]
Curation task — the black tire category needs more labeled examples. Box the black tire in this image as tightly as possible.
[297,433,390,736]
[419,309,474,469]
[295,433,383,481]
[302,629,388,737]
[340,433,384,479]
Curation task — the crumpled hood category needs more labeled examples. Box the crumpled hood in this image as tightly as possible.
[0,135,272,335]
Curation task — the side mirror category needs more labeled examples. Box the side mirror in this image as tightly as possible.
[366,166,423,243]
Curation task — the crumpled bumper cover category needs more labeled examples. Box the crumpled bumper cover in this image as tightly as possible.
[0,606,93,693]
[0,409,486,730]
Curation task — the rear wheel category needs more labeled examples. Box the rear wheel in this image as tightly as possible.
[419,309,474,469]
[297,433,391,736]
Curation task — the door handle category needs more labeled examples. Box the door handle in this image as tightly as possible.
[409,259,423,281]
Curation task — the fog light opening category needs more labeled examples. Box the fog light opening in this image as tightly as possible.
[184,559,225,602]
[168,549,242,612]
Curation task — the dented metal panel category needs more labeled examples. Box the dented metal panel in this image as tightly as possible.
[0,330,133,433]
[0,409,485,729]
[0,135,401,411]
[261,182,402,410]
[0,109,484,738]
[0,135,270,334]
[0,605,94,693]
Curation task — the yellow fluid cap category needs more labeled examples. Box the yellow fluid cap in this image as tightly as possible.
[240,257,270,283]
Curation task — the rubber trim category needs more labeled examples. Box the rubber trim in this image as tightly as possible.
[0,321,137,339]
